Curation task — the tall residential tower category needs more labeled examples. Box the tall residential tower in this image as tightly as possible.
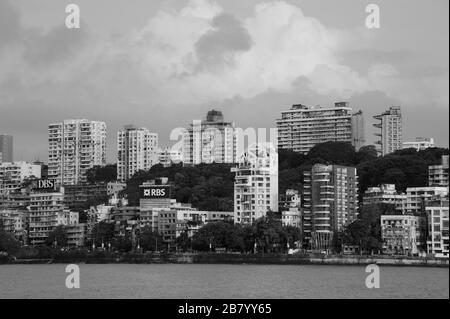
[232,143,278,225]
[183,110,238,165]
[373,106,403,156]
[0,135,13,163]
[48,119,106,185]
[117,125,158,182]
[301,164,359,251]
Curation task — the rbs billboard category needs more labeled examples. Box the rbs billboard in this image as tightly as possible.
[139,185,171,199]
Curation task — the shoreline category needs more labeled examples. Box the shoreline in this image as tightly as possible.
[4,253,449,268]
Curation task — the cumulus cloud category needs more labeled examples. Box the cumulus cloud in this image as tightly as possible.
[1,0,447,108]
[0,0,448,160]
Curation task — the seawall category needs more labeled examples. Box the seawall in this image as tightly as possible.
[6,253,449,267]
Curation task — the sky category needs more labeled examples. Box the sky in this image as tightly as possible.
[0,0,448,163]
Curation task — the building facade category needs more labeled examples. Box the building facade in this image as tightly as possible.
[373,106,403,156]
[158,147,183,167]
[0,135,13,163]
[117,125,158,182]
[48,119,106,185]
[0,161,41,194]
[301,164,359,250]
[403,137,435,151]
[351,110,366,151]
[363,184,406,212]
[232,143,278,225]
[429,155,449,188]
[425,196,449,258]
[276,102,363,154]
[28,190,64,245]
[183,110,238,165]
[381,215,425,255]
[404,187,448,215]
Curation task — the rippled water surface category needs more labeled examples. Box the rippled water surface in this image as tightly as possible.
[0,264,448,298]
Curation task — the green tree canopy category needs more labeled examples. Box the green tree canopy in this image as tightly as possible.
[45,225,68,247]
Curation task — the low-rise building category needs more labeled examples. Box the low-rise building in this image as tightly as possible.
[0,161,41,193]
[404,187,448,215]
[0,209,28,243]
[381,215,425,255]
[63,183,108,210]
[402,137,435,151]
[107,182,126,197]
[363,184,406,212]
[66,224,86,247]
[425,196,449,258]
[429,155,449,188]
[280,189,301,228]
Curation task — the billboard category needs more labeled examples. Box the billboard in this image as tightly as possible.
[32,179,56,190]
[139,185,171,199]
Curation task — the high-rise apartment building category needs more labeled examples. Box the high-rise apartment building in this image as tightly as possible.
[232,143,278,225]
[429,155,449,188]
[48,119,106,185]
[0,135,13,163]
[351,110,365,151]
[117,125,158,182]
[158,147,183,167]
[183,110,237,165]
[301,164,359,250]
[373,106,403,156]
[276,102,364,154]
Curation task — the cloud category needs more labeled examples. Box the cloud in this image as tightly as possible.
[0,0,448,161]
[23,25,88,66]
[2,0,447,108]
[195,12,252,71]
[0,0,20,48]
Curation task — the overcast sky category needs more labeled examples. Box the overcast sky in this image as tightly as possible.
[0,0,448,163]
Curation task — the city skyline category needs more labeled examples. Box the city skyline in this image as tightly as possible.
[0,0,448,162]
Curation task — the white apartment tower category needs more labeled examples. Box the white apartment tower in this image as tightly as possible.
[232,143,278,225]
[117,125,158,182]
[276,102,364,154]
[28,190,64,245]
[351,110,366,151]
[373,106,403,156]
[183,110,237,165]
[48,120,106,185]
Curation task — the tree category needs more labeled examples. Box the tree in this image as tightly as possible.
[175,230,191,252]
[140,226,163,252]
[86,164,117,184]
[0,230,21,255]
[123,163,235,210]
[46,225,68,247]
[306,141,356,166]
[343,220,371,252]
[112,236,132,253]
[191,221,238,251]
[90,221,115,247]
